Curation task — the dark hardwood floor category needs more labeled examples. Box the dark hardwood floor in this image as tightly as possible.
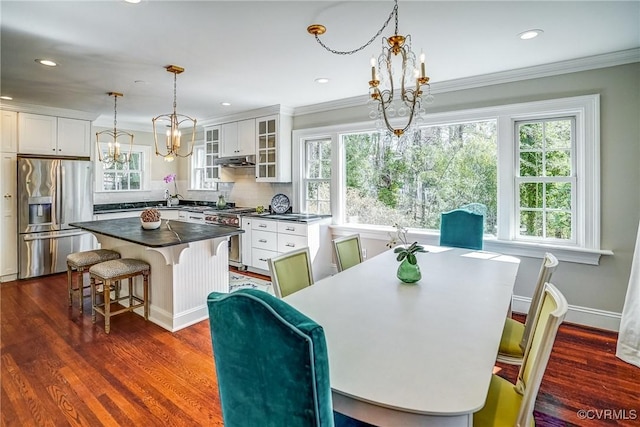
[2,272,639,426]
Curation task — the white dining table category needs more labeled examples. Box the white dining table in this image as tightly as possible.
[284,245,520,427]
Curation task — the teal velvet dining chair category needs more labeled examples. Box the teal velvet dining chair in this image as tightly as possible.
[439,208,484,250]
[207,289,372,427]
[332,234,363,272]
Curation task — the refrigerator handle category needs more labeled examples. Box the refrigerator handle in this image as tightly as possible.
[57,164,64,224]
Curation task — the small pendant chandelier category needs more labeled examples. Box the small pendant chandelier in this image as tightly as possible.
[152,65,196,162]
[308,0,433,137]
[96,92,133,167]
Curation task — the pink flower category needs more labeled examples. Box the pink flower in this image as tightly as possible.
[163,173,176,183]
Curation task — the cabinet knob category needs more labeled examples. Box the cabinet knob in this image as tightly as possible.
[286,243,295,247]
[258,239,267,243]
[4,194,11,198]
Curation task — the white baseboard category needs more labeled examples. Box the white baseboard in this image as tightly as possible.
[512,295,621,332]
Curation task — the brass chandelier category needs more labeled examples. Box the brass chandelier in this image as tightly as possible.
[96,92,133,167]
[152,65,196,162]
[308,0,433,137]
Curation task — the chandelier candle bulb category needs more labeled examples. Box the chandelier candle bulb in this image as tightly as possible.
[370,55,377,80]
[420,51,426,77]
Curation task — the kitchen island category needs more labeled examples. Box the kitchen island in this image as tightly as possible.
[70,218,243,332]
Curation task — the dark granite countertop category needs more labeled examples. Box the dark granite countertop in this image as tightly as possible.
[93,200,230,214]
[246,213,332,223]
[70,217,244,248]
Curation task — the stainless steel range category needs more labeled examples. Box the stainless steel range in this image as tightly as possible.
[205,207,255,266]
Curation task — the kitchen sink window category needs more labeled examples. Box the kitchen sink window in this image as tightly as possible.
[190,143,219,190]
[293,95,600,262]
[95,144,150,192]
[303,138,331,215]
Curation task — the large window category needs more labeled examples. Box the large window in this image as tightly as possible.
[95,144,149,192]
[293,95,600,262]
[303,138,331,215]
[517,118,575,243]
[191,143,219,190]
[343,121,497,234]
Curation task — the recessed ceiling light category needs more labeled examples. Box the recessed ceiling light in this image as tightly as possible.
[35,59,57,67]
[0,96,13,100]
[315,77,330,84]
[518,29,543,40]
[221,102,231,107]
[124,0,141,3]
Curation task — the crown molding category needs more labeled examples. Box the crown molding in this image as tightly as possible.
[198,104,294,127]
[0,101,98,121]
[293,48,640,117]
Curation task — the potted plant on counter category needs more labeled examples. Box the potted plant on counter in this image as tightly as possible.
[164,174,182,206]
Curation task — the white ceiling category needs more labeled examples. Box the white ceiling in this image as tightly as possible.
[1,1,639,130]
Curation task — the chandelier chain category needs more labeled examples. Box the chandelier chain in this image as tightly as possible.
[173,72,177,111]
[313,0,398,56]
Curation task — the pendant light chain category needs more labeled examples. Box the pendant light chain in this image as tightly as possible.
[311,0,398,56]
[113,94,118,134]
[173,71,177,113]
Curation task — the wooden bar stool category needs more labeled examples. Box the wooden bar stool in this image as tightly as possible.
[89,259,150,334]
[67,249,121,313]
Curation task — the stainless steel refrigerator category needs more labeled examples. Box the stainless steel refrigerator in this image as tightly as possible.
[17,156,96,279]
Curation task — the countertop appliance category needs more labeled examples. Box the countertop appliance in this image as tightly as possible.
[205,206,255,267]
[17,156,95,279]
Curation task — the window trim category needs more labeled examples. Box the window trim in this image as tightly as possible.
[94,143,151,193]
[292,94,606,264]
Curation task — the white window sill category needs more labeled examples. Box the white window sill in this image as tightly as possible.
[330,224,613,265]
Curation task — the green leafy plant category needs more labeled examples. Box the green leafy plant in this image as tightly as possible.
[386,224,427,265]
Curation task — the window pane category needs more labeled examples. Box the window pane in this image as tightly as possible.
[344,121,497,233]
[546,211,571,239]
[545,182,571,210]
[520,183,543,209]
[546,150,571,176]
[520,151,542,176]
[129,172,141,190]
[520,210,543,237]
[545,120,571,149]
[519,123,543,149]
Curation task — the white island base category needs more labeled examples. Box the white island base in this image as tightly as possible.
[94,234,230,332]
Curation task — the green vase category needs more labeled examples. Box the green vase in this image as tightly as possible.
[396,258,421,284]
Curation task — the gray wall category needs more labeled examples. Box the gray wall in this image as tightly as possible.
[293,63,640,326]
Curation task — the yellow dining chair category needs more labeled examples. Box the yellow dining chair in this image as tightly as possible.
[474,282,568,427]
[332,234,363,272]
[498,252,559,365]
[267,247,314,299]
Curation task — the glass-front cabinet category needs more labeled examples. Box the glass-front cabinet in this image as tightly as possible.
[255,114,291,183]
[205,126,221,181]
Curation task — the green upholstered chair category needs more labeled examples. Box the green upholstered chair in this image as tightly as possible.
[498,252,559,365]
[474,282,567,427]
[267,247,314,299]
[332,234,363,272]
[207,289,372,427]
[439,208,484,250]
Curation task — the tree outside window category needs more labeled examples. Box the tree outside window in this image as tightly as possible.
[517,118,574,241]
[343,120,498,234]
[304,139,331,215]
[101,151,142,191]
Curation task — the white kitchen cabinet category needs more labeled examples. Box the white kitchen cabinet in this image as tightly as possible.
[244,217,332,279]
[220,119,255,157]
[255,114,292,183]
[1,110,18,152]
[203,126,221,181]
[1,152,17,281]
[241,216,252,268]
[18,113,91,157]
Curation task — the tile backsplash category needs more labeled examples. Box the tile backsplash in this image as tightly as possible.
[94,168,293,210]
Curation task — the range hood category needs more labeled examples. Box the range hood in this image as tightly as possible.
[214,155,256,168]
